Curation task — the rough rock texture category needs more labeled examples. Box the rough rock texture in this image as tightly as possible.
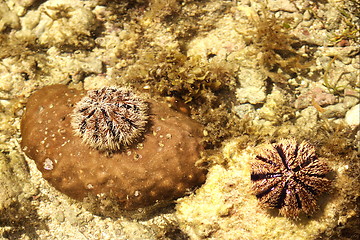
[0,151,39,236]
[345,104,360,128]
[176,138,357,240]
[0,0,358,238]
[21,85,206,210]
[0,1,20,32]
[27,0,98,47]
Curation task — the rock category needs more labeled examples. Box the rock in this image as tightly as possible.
[0,2,20,32]
[295,87,337,109]
[237,68,267,88]
[295,107,318,130]
[236,68,267,104]
[323,103,347,118]
[0,152,37,225]
[236,86,266,104]
[233,104,256,119]
[345,104,360,128]
[20,85,206,212]
[267,0,297,12]
[33,1,98,47]
[258,88,293,123]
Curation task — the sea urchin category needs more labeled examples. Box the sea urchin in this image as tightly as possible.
[71,86,148,151]
[250,139,332,218]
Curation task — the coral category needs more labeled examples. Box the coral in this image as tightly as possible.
[71,87,149,151]
[251,139,332,218]
[20,85,206,212]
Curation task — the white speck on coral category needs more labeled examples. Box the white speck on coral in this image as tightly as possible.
[44,158,54,170]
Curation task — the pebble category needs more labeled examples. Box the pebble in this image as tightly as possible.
[301,19,314,27]
[323,103,347,118]
[296,107,318,130]
[344,93,359,109]
[345,104,360,128]
[303,10,312,21]
[295,87,336,109]
[55,211,65,222]
[233,104,257,119]
[65,208,78,225]
[267,0,297,12]
[236,86,266,104]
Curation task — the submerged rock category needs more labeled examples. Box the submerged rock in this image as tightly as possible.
[0,152,37,227]
[345,104,360,128]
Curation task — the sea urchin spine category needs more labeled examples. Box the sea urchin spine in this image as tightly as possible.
[250,139,332,218]
[71,86,148,151]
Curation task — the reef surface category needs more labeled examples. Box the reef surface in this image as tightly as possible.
[0,0,359,239]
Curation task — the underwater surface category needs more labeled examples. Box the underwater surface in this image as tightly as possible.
[0,0,359,239]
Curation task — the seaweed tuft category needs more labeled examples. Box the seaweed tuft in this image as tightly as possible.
[123,45,240,148]
[245,9,311,84]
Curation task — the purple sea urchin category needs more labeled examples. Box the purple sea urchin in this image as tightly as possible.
[71,87,148,151]
[251,139,332,218]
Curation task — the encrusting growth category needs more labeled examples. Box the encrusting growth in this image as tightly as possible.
[71,87,148,151]
[251,139,331,218]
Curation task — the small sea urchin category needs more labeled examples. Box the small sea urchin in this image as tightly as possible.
[71,87,148,151]
[251,139,332,218]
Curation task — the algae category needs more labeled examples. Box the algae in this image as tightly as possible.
[0,0,359,239]
[240,5,312,85]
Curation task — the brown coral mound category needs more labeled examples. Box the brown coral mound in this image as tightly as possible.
[21,85,206,211]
